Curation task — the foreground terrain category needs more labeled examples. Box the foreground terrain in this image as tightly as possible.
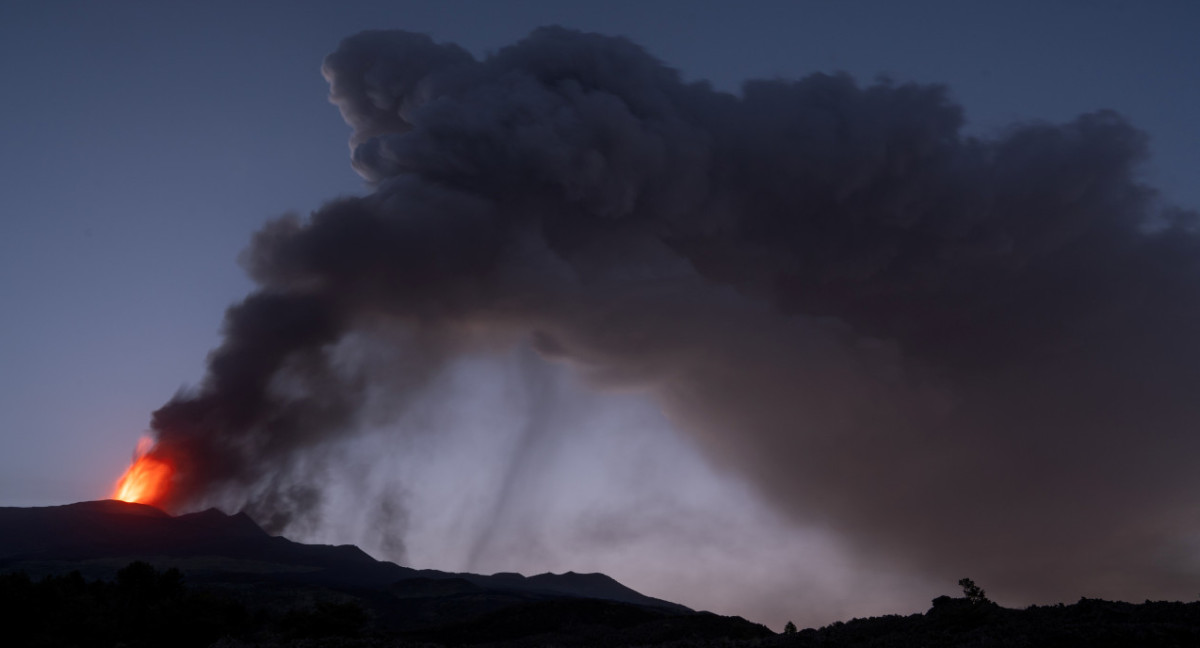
[2,501,1197,647]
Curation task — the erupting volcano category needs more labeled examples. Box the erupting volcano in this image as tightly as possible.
[80,22,1200,626]
[111,438,174,507]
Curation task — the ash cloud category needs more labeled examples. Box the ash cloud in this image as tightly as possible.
[148,26,1200,607]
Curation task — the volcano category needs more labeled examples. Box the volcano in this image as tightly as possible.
[0,500,768,643]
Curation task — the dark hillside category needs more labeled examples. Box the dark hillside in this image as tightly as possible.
[0,501,767,646]
[763,596,1200,648]
[0,500,680,608]
[4,501,1196,647]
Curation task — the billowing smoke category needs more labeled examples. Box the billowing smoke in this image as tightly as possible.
[148,26,1200,611]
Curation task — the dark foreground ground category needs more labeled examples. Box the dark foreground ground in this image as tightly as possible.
[4,564,1199,648]
[0,561,769,647]
[2,502,1198,647]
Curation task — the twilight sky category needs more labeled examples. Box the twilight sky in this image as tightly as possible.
[1,0,1198,630]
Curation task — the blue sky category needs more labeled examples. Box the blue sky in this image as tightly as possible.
[1,0,1197,628]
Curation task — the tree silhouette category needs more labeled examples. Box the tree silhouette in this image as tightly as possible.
[958,578,989,605]
[784,620,798,634]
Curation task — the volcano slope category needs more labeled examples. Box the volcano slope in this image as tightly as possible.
[5,501,1199,646]
[0,500,769,645]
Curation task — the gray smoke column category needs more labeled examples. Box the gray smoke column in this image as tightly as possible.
[147,27,1200,604]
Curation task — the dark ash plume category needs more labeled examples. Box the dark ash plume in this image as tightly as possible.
[146,26,1200,605]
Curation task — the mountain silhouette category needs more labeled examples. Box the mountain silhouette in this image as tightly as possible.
[5,501,1200,646]
[0,500,690,605]
[0,500,769,644]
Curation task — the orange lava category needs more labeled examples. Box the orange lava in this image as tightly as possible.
[112,437,174,506]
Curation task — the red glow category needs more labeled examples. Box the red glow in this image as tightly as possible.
[112,437,174,506]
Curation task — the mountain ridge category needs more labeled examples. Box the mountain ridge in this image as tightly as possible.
[0,499,689,612]
[4,501,1200,646]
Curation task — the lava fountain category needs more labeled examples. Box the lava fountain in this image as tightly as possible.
[112,437,174,507]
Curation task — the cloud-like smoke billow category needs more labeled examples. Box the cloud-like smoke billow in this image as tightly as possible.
[148,27,1200,606]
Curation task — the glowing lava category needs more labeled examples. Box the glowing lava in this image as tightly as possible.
[112,437,174,506]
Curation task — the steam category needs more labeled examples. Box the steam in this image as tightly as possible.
[148,26,1200,612]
